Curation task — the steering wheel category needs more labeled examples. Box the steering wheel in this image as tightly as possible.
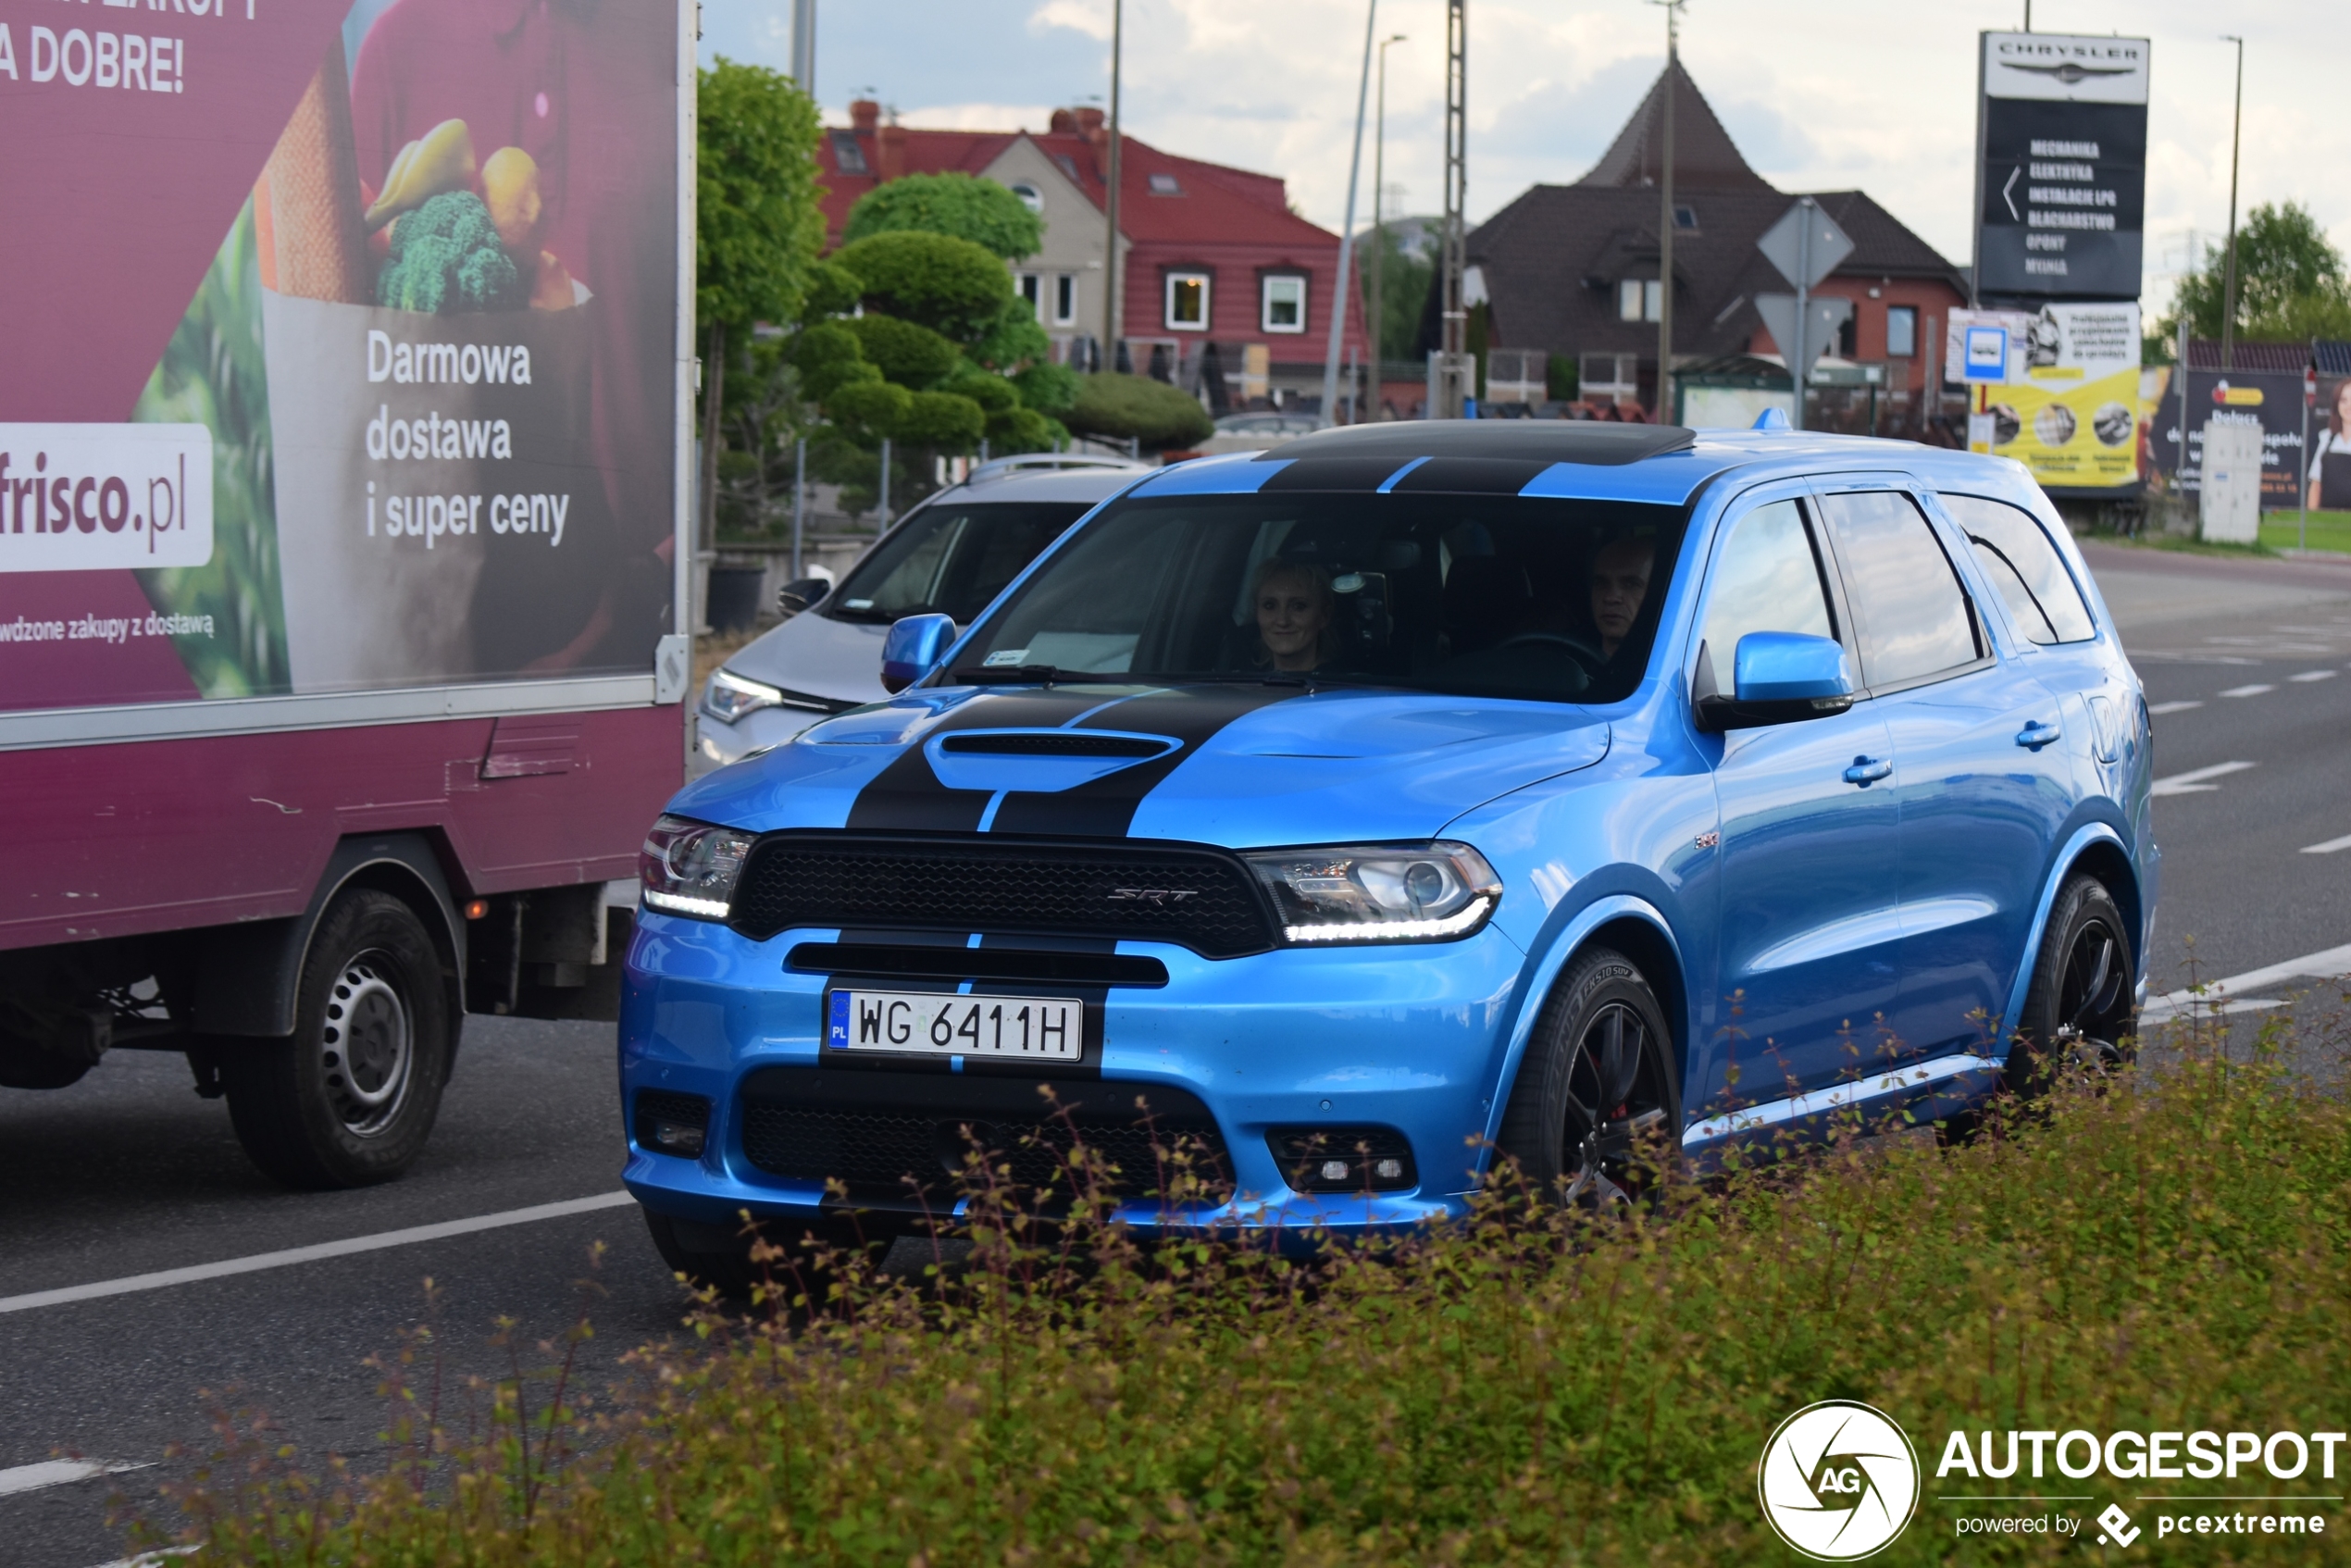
[1497,631,1610,680]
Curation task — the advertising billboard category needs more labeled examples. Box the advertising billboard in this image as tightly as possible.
[2147,370,2322,511]
[0,0,682,712]
[1974,31,2149,302]
[1947,304,2142,494]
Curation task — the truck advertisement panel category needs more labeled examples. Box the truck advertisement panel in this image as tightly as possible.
[1947,303,2142,494]
[0,0,680,712]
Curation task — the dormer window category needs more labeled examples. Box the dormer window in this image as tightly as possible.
[1618,279,1663,322]
[1148,172,1184,196]
[1673,205,1698,230]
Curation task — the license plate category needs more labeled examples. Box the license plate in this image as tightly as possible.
[827,989,1083,1061]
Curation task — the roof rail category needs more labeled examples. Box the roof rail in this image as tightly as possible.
[965,453,1151,483]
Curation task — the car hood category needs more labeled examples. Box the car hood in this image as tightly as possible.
[669,681,1611,847]
[723,609,891,705]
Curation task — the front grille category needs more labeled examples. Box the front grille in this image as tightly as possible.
[728,833,1275,957]
[737,1068,1234,1205]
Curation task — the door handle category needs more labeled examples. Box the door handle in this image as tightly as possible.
[2015,720,2063,750]
[1843,755,1892,786]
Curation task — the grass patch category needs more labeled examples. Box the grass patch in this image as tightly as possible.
[144,1027,2351,1565]
[2260,509,2351,555]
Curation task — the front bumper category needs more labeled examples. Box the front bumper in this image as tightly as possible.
[619,910,1528,1234]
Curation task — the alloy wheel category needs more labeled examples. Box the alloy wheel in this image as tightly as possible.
[1561,1001,1670,1207]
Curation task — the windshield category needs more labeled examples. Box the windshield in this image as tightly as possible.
[949,492,1687,704]
[826,501,1092,625]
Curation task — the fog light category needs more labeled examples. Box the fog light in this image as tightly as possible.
[634,1089,711,1159]
[1267,1126,1418,1194]
[650,1119,705,1156]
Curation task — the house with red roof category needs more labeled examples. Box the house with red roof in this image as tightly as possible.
[819,101,1370,414]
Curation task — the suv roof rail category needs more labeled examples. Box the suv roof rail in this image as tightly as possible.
[965,454,1151,483]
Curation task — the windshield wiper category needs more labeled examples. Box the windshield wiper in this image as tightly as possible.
[956,664,1072,685]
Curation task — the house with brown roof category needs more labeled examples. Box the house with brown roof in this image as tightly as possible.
[1448,60,1968,429]
[819,102,1370,413]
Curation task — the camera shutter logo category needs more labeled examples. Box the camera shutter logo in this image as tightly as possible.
[1757,1400,1920,1560]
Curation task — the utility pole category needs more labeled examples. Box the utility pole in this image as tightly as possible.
[1322,0,1378,428]
[1101,0,1124,376]
[789,0,815,94]
[2220,35,2245,371]
[1433,0,1470,419]
[1651,0,1684,423]
[1370,32,1405,419]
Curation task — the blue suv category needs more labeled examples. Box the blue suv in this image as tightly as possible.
[622,421,2153,1275]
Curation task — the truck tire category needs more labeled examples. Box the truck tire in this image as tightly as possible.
[225,888,452,1188]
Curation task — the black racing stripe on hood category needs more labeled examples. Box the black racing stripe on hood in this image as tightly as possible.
[842,687,1137,832]
[985,684,1301,838]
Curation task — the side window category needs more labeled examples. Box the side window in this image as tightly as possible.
[1698,499,1835,691]
[1939,493,2096,645]
[1814,490,1981,689]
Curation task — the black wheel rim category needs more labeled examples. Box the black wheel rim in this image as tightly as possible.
[1561,1001,1669,1207]
[2051,916,2131,1075]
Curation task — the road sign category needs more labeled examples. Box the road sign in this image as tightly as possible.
[1757,200,1854,292]
[1755,293,1853,390]
[1974,31,2149,301]
[1960,324,2011,383]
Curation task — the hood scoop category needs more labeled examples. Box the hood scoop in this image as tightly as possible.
[925,728,1181,792]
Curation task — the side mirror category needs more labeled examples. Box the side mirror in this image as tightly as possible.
[777,576,831,616]
[1694,631,1856,731]
[880,612,957,694]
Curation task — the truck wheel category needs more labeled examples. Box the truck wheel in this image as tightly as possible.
[225,889,452,1188]
[1495,946,1682,1208]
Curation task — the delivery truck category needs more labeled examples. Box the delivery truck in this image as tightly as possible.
[0,0,695,1187]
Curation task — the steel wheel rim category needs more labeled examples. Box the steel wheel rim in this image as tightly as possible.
[319,952,413,1136]
[2051,916,2130,1074]
[1561,1000,1667,1207]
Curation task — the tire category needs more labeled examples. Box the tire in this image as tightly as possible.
[2007,875,2136,1099]
[1495,946,1683,1207]
[224,889,453,1188]
[642,1206,900,1300]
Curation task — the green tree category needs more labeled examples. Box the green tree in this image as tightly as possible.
[2157,201,2351,351]
[1369,226,1435,363]
[841,171,1043,261]
[696,58,826,547]
[1064,371,1214,451]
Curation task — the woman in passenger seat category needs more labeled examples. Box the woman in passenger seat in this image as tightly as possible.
[1252,559,1336,673]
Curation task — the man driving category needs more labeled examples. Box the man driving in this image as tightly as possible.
[1586,536,1656,660]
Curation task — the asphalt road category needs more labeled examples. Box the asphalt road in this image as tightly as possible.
[6,540,2351,1566]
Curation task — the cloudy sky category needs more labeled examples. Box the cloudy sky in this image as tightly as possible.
[701,1,2341,315]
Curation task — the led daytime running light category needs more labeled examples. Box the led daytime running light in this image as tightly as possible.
[1283,894,1494,944]
[643,890,733,918]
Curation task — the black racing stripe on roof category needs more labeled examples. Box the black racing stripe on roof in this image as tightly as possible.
[1389,455,1555,493]
[1266,420,1695,466]
[1255,455,1414,492]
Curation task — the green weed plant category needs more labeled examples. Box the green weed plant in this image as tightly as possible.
[144,1014,2350,1565]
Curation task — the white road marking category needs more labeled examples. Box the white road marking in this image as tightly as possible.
[2289,669,2339,682]
[2146,700,2203,716]
[0,1193,636,1317]
[2149,760,2257,796]
[2143,941,2351,1022]
[0,1460,150,1498]
[87,1549,198,1568]
[2302,832,2351,855]
[2219,683,2276,698]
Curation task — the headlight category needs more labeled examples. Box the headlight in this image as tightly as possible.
[1242,841,1501,944]
[701,668,787,726]
[639,815,754,919]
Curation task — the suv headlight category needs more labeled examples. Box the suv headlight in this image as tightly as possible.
[702,668,787,726]
[1243,841,1501,944]
[640,815,754,919]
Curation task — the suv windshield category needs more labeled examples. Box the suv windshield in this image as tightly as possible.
[951,492,1686,704]
[826,501,1092,625]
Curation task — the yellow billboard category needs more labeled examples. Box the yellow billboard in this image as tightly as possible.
[1949,304,2141,493]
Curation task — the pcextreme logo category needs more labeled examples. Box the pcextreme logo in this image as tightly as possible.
[1758,1400,1922,1560]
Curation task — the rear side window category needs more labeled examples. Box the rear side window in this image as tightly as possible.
[1940,493,2096,644]
[1698,499,1835,688]
[1814,490,1980,689]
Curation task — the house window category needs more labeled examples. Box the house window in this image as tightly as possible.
[1262,275,1307,334]
[1836,312,1858,359]
[1018,273,1042,320]
[829,132,868,176]
[1617,279,1663,323]
[1673,205,1698,230]
[1148,172,1184,196]
[1006,180,1043,215]
[1580,353,1640,404]
[1886,305,1918,358]
[1165,270,1211,331]
[1053,274,1078,327]
[1053,153,1082,183]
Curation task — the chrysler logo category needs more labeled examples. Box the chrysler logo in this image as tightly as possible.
[1107,887,1198,905]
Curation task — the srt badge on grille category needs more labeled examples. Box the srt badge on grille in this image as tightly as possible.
[1107,887,1199,905]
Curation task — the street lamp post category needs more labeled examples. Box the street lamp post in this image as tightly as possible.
[1370,32,1406,422]
[2220,34,2244,371]
[1322,1,1379,428]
